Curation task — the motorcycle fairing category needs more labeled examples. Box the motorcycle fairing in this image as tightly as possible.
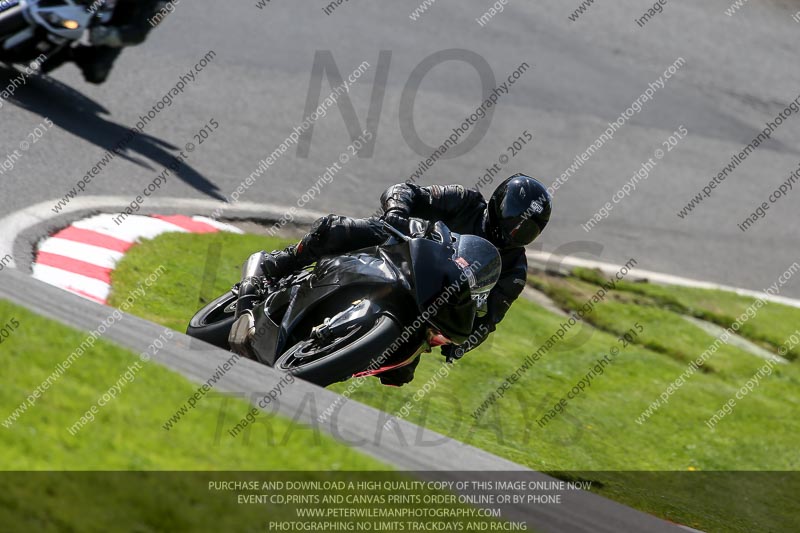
[407,238,476,344]
[0,1,20,13]
[311,251,399,289]
[249,252,402,366]
[23,1,93,40]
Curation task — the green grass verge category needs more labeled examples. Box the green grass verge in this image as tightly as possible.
[107,231,800,533]
[588,269,800,361]
[0,298,386,529]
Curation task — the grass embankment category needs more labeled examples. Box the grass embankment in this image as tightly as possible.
[0,297,386,530]
[108,231,800,533]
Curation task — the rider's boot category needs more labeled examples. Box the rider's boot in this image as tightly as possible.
[261,244,308,280]
[235,251,267,318]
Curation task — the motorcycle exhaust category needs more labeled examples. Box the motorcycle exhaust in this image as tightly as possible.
[229,312,256,359]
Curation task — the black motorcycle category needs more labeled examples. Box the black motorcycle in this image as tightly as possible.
[0,0,113,66]
[186,221,501,387]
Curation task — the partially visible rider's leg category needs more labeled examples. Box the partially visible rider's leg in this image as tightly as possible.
[262,215,386,280]
[72,46,122,84]
[261,246,301,280]
[235,251,266,318]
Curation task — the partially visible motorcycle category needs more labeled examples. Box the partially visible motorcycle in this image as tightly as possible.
[0,0,114,67]
[186,221,502,387]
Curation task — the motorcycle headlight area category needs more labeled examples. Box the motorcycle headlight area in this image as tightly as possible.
[27,2,92,36]
[44,13,79,29]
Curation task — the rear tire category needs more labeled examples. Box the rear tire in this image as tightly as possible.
[186,291,237,349]
[275,314,404,387]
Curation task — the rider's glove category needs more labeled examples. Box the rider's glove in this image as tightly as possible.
[442,344,466,364]
[90,26,124,48]
[381,209,410,235]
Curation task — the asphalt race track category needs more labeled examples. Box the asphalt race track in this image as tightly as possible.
[1,0,799,295]
[1,1,799,531]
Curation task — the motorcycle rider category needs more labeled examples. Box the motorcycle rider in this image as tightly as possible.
[249,174,553,386]
[42,0,168,84]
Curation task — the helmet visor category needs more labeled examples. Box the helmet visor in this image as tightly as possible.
[503,217,541,247]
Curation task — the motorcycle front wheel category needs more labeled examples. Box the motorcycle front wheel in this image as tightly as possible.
[275,313,404,387]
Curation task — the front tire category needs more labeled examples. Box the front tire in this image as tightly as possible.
[275,314,405,387]
[186,291,237,349]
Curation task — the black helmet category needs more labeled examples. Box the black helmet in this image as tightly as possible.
[487,174,552,248]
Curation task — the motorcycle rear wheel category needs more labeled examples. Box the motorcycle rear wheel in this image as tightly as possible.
[186,290,237,349]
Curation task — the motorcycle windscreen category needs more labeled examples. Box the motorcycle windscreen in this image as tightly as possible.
[408,239,475,344]
[453,235,502,294]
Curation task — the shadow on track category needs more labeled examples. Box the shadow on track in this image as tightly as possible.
[0,66,226,201]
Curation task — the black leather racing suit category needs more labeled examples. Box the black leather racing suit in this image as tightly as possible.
[291,183,528,386]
